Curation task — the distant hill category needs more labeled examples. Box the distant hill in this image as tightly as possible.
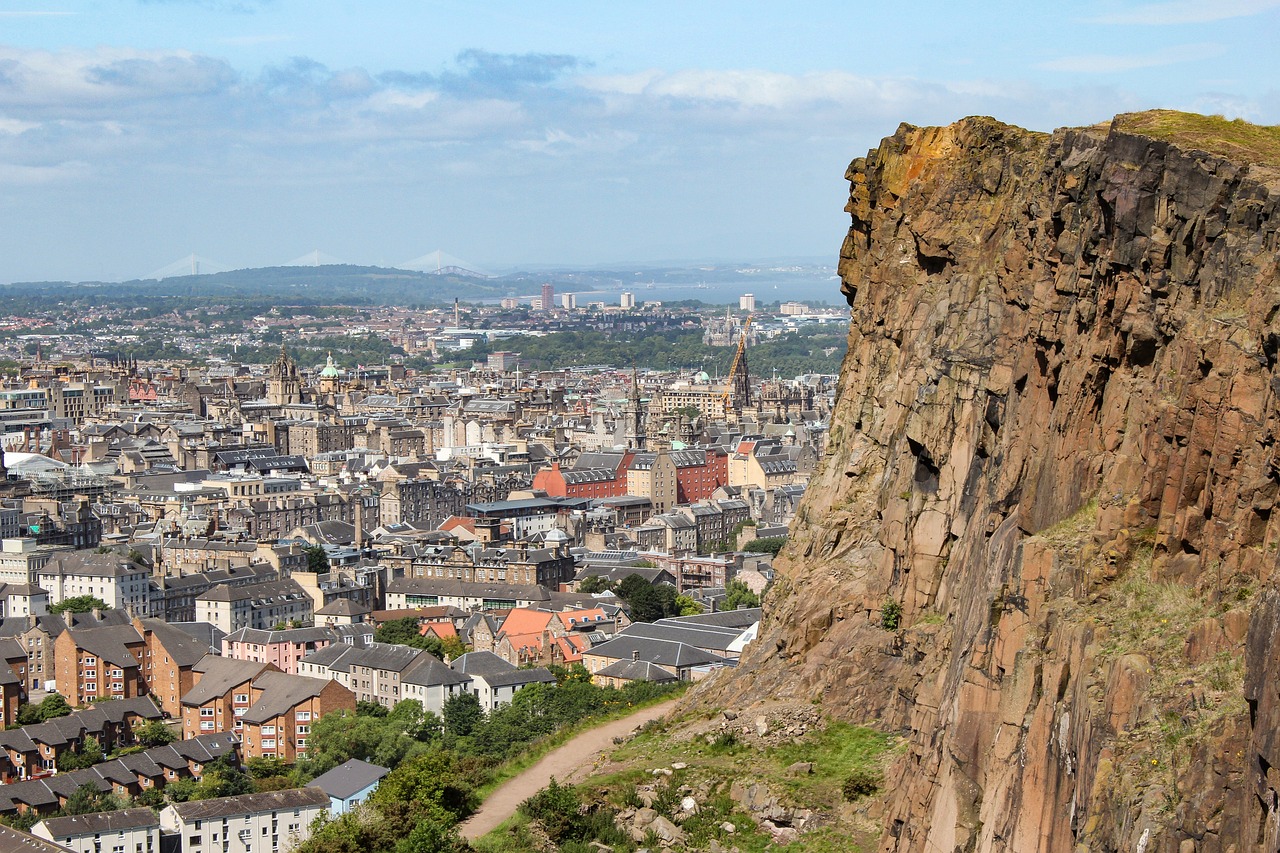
[3,264,508,306]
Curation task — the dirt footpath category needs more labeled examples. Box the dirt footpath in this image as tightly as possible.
[458,699,676,841]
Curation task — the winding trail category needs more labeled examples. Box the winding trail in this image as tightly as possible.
[458,698,677,841]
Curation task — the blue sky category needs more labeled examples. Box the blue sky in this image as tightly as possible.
[0,0,1277,282]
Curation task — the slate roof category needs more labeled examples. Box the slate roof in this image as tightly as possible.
[167,787,329,822]
[137,618,209,667]
[584,635,730,668]
[449,651,555,688]
[0,824,76,853]
[307,759,390,801]
[180,658,271,706]
[37,807,159,837]
[63,625,144,669]
[401,654,470,689]
[240,672,332,725]
[593,658,679,683]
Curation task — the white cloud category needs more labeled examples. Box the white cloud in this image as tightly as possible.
[1088,0,1280,24]
[1039,43,1224,73]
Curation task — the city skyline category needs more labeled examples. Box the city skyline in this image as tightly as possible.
[1,1,1278,283]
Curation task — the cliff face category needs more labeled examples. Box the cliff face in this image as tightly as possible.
[697,114,1280,851]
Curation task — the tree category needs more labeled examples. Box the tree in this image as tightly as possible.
[374,616,428,648]
[135,720,176,747]
[302,545,330,573]
[58,736,104,771]
[245,756,289,779]
[39,694,73,720]
[577,575,613,594]
[62,782,122,816]
[368,750,477,826]
[164,777,198,803]
[675,594,702,616]
[49,595,110,615]
[441,693,483,737]
[195,754,254,799]
[723,579,761,611]
[742,536,786,556]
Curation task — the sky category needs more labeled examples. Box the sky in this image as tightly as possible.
[0,0,1278,283]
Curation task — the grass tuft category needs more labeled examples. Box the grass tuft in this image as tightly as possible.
[1115,110,1280,169]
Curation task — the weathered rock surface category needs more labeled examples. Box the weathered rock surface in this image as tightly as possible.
[690,113,1280,851]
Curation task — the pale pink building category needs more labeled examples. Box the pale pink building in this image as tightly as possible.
[222,625,372,674]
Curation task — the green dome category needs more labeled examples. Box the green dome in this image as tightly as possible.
[319,353,340,379]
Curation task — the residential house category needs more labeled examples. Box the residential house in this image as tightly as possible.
[34,552,152,616]
[33,808,159,853]
[239,671,355,763]
[181,657,275,740]
[399,655,470,715]
[222,627,344,675]
[307,759,389,815]
[53,624,146,707]
[195,579,313,634]
[159,788,329,853]
[296,642,426,710]
[133,618,208,719]
[581,635,731,683]
[449,651,555,711]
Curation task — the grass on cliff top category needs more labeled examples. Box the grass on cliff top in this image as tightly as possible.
[476,719,899,853]
[1115,110,1280,168]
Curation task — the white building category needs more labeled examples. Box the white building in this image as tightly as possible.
[195,578,313,634]
[160,788,329,853]
[739,293,756,311]
[450,651,555,711]
[560,293,577,310]
[35,551,153,615]
[620,292,635,309]
[400,654,472,714]
[34,808,160,853]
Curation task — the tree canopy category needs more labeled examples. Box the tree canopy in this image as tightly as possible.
[49,595,110,615]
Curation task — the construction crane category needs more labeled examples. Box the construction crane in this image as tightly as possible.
[720,315,752,410]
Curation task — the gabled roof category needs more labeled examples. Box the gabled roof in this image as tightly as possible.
[63,625,144,669]
[36,808,159,838]
[593,658,679,683]
[401,654,470,689]
[585,634,730,668]
[181,658,273,707]
[307,759,390,801]
[137,618,209,668]
[168,787,329,822]
[449,651,555,688]
[240,672,333,725]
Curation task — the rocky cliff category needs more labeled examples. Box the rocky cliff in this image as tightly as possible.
[695,112,1280,851]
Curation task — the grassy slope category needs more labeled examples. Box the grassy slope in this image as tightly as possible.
[474,714,901,853]
[1115,110,1280,169]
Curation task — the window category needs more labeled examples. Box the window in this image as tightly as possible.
[84,669,97,679]
[295,711,311,721]
[111,669,123,678]
[261,739,276,748]
[233,694,248,704]
[261,725,276,735]
[200,708,215,717]
[296,725,309,735]
[200,721,215,731]
[85,657,96,665]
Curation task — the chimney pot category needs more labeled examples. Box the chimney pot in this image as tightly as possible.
[631,649,639,661]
